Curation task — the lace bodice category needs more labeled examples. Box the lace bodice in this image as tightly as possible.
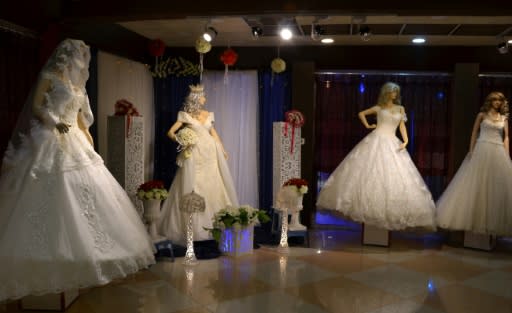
[374,106,405,136]
[478,117,505,145]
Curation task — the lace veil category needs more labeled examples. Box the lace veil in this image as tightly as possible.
[2,38,92,173]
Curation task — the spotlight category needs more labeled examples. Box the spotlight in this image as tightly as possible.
[280,27,293,40]
[509,39,512,44]
[497,41,509,54]
[321,38,334,44]
[359,25,371,41]
[311,24,325,41]
[412,37,426,44]
[251,26,263,38]
[203,27,217,42]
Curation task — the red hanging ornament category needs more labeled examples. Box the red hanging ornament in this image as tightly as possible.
[220,48,238,66]
[148,39,165,57]
[220,48,238,84]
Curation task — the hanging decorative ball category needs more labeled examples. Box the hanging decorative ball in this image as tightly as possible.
[180,190,206,213]
[271,57,286,73]
[220,48,238,66]
[195,37,212,54]
[148,39,166,57]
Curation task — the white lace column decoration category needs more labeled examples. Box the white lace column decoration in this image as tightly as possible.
[272,122,301,207]
[106,116,144,216]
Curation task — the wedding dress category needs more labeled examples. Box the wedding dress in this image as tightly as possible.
[316,105,436,230]
[0,39,154,301]
[158,111,239,244]
[437,115,512,236]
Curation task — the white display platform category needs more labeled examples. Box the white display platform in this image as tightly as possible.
[107,115,144,216]
[464,232,496,251]
[20,290,79,311]
[362,224,390,247]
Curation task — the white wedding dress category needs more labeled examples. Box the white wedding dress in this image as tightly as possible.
[159,111,239,244]
[0,39,155,301]
[437,115,512,236]
[316,106,436,230]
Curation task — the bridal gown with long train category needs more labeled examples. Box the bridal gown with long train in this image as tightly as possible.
[316,106,436,230]
[0,46,155,301]
[158,111,239,245]
[436,115,512,236]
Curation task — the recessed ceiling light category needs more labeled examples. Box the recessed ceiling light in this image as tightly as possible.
[508,39,512,44]
[321,38,334,44]
[412,37,426,44]
[280,28,293,40]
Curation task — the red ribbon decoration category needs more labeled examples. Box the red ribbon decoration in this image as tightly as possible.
[114,99,140,137]
[283,110,305,154]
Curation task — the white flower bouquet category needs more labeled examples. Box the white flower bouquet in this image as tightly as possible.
[175,127,198,159]
[205,205,270,242]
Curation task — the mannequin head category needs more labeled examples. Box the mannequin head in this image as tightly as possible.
[182,84,206,115]
[377,82,401,106]
[43,39,90,88]
[482,91,509,116]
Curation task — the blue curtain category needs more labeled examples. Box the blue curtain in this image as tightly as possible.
[153,75,199,187]
[258,69,292,210]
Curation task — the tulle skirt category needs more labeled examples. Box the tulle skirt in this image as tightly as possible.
[317,131,436,230]
[436,140,512,236]
[0,127,155,301]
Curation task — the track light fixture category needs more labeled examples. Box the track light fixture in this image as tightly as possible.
[251,26,263,38]
[497,41,509,54]
[311,24,325,41]
[203,26,218,42]
[359,25,371,41]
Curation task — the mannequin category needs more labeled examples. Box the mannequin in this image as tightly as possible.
[0,39,155,301]
[316,82,436,230]
[437,91,512,236]
[158,84,239,244]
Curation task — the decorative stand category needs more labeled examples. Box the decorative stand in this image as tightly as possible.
[277,207,290,253]
[272,122,301,207]
[180,191,205,266]
[219,226,255,257]
[107,115,144,216]
[464,232,496,251]
[362,223,390,247]
[142,199,165,242]
[20,290,79,311]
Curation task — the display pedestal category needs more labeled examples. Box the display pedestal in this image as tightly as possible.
[219,226,254,257]
[107,115,144,216]
[362,224,390,247]
[20,290,79,311]
[272,122,301,206]
[464,232,496,251]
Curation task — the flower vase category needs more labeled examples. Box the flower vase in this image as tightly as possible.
[219,225,254,257]
[142,199,164,242]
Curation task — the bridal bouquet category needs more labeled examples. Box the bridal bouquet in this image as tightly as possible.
[205,205,270,241]
[137,180,169,200]
[283,178,308,194]
[175,127,198,159]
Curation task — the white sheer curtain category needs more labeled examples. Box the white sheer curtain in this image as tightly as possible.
[202,71,259,207]
[97,51,155,180]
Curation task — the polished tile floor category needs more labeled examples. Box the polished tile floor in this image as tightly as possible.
[2,229,512,313]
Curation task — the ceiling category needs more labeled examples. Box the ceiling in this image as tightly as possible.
[120,15,512,47]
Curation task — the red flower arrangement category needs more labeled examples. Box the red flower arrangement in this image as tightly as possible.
[137,180,168,200]
[284,178,309,194]
[284,178,308,188]
[114,99,140,137]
